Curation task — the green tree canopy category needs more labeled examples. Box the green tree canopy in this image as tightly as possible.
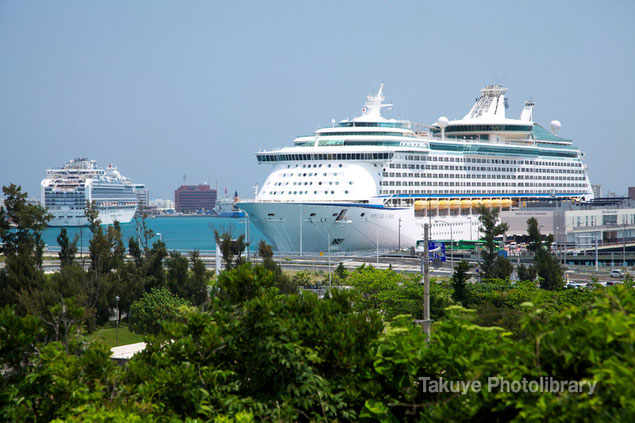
[129,288,192,335]
[477,206,511,280]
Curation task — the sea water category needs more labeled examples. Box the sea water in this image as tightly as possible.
[42,216,266,253]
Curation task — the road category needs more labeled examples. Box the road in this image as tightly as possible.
[2,250,630,282]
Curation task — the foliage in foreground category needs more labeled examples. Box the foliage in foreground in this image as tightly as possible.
[1,263,633,422]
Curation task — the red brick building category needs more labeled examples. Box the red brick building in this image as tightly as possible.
[174,184,217,212]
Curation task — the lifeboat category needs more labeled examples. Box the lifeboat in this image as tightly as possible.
[428,199,440,209]
[414,200,428,211]
[501,199,512,208]
[450,200,461,209]
[438,200,450,209]
[461,199,472,209]
[492,199,502,208]
[481,199,493,208]
[471,199,482,208]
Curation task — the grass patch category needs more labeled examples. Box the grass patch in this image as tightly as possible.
[86,321,144,349]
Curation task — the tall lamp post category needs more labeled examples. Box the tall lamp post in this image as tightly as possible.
[156,232,162,243]
[618,223,626,268]
[327,230,331,286]
[375,219,379,265]
[555,226,559,263]
[115,295,120,346]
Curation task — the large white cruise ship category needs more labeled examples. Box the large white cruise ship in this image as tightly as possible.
[239,85,594,252]
[41,158,138,226]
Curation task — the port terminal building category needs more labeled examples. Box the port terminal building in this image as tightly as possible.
[500,198,635,260]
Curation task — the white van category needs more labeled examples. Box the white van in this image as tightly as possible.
[610,269,624,278]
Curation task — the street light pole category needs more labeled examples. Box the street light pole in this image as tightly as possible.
[595,234,599,271]
[299,204,303,255]
[327,231,331,286]
[618,223,626,268]
[115,295,120,346]
[398,218,402,251]
[246,213,250,262]
[555,226,559,263]
[157,232,162,243]
[376,219,379,265]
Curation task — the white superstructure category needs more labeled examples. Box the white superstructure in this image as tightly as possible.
[239,85,594,252]
[41,158,138,226]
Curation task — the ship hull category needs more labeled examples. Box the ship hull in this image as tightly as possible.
[238,201,480,252]
[48,205,136,227]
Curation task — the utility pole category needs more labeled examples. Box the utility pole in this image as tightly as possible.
[423,224,431,342]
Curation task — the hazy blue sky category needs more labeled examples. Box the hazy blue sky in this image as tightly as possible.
[1,0,633,200]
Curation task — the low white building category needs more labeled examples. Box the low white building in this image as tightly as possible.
[150,198,175,211]
[500,198,635,249]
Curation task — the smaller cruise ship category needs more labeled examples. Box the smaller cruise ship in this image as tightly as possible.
[41,158,138,226]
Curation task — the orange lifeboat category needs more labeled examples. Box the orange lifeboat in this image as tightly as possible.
[450,200,461,209]
[414,200,428,211]
[428,199,440,209]
[438,200,450,209]
[482,199,493,208]
[461,199,472,209]
[492,199,502,208]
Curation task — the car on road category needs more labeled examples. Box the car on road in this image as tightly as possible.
[566,281,586,289]
[610,269,625,278]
